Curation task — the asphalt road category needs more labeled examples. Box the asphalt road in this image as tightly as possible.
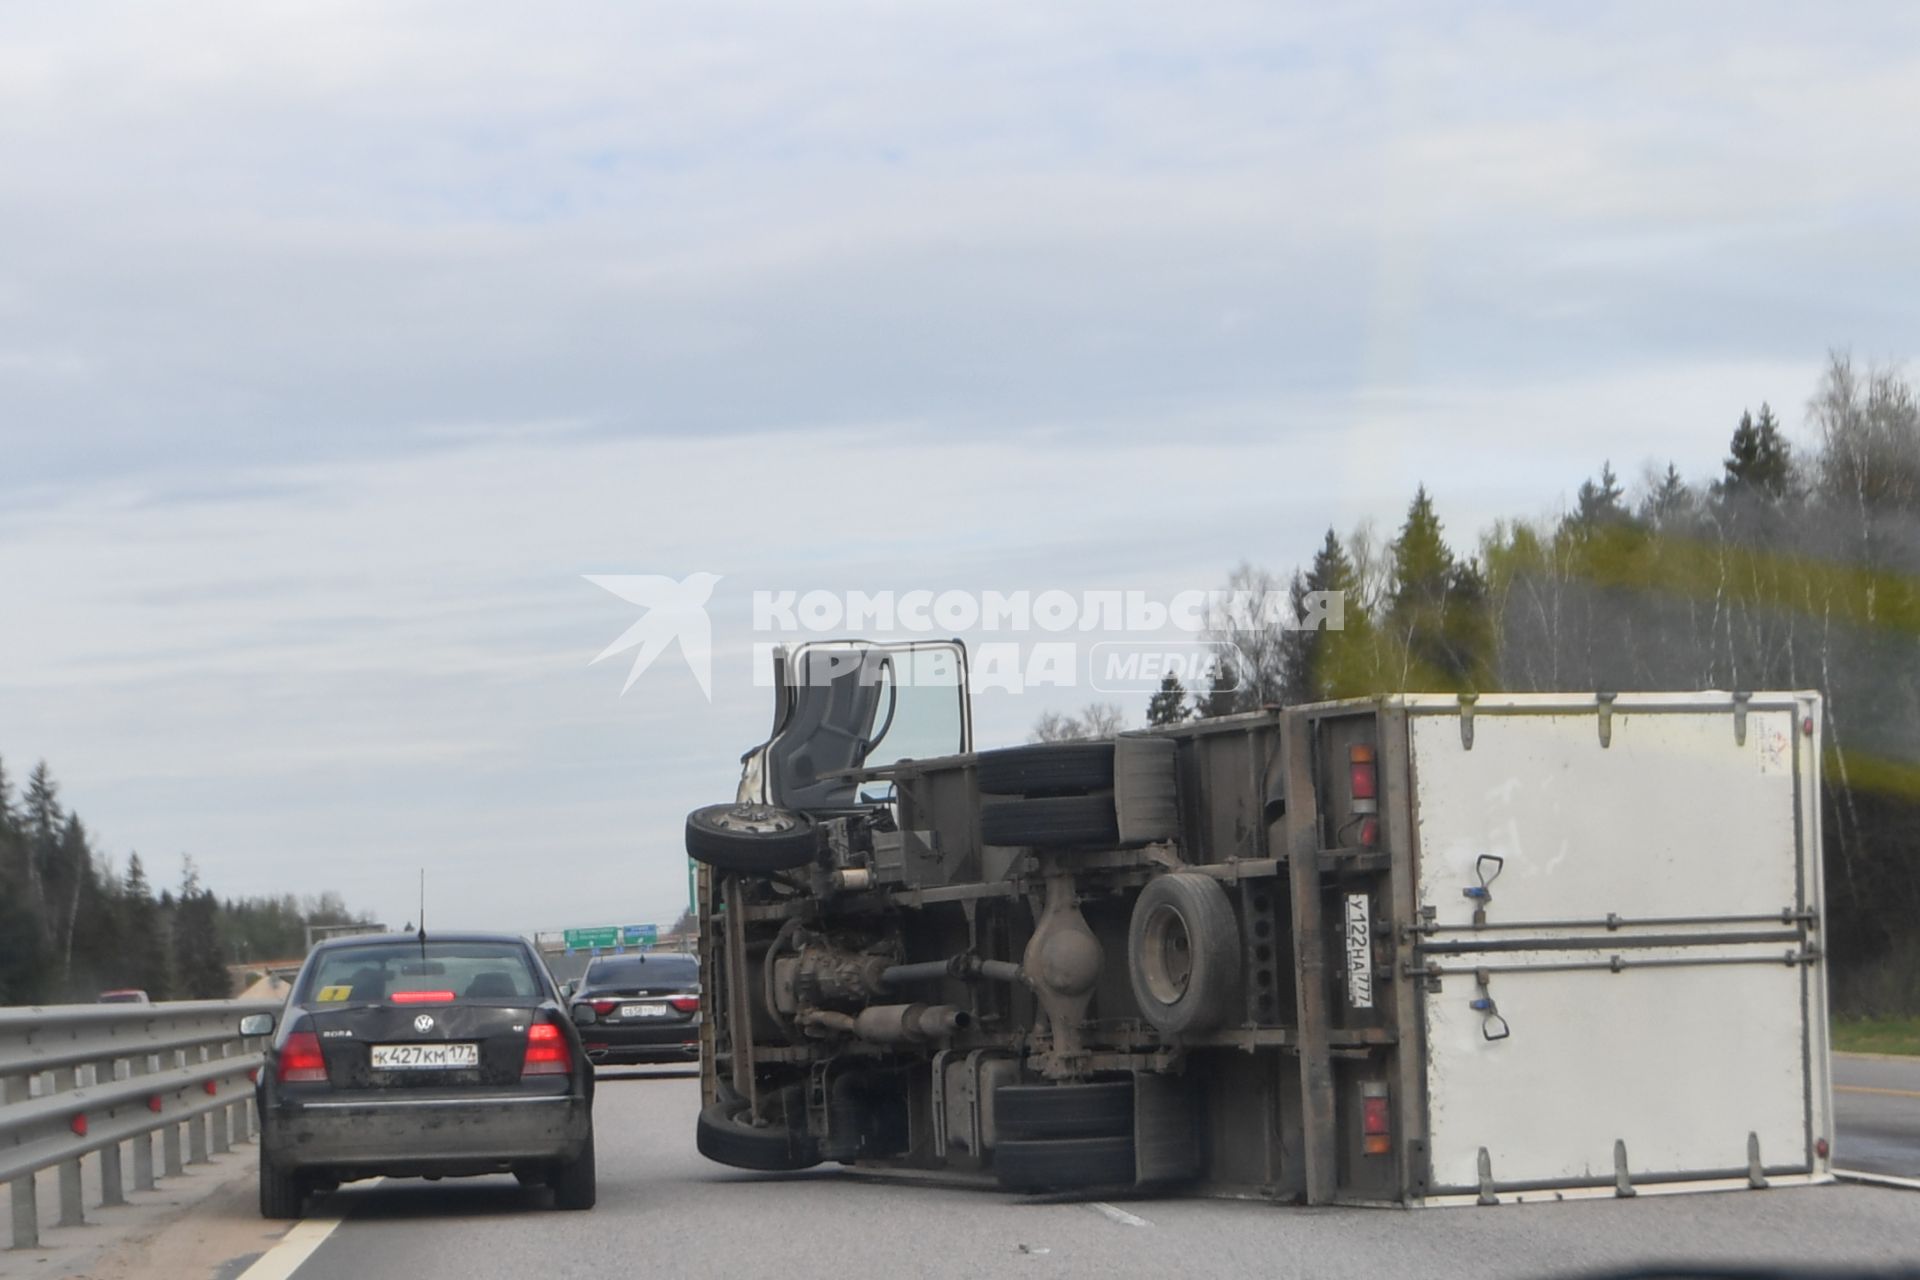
[1836,1053,1920,1179]
[266,1067,1918,1280]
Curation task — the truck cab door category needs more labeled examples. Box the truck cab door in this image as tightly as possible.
[739,640,971,814]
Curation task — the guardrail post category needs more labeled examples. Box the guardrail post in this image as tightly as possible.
[129,1054,155,1191]
[210,1044,232,1155]
[99,1141,125,1208]
[162,1119,184,1177]
[187,1046,210,1165]
[9,1174,36,1251]
[51,1068,85,1226]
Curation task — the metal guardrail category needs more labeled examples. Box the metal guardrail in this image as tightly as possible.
[0,999,280,1250]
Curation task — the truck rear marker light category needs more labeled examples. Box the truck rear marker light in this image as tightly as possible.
[391,990,455,1004]
[1362,1088,1390,1156]
[278,1031,329,1083]
[522,1021,574,1077]
[1349,745,1378,814]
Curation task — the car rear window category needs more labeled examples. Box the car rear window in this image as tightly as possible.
[582,954,698,991]
[300,940,542,1003]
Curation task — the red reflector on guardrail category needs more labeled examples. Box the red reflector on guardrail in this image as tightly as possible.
[148,1096,163,1113]
[204,1080,218,1095]
[70,1113,88,1136]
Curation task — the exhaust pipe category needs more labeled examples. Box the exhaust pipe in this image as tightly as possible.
[851,1003,971,1045]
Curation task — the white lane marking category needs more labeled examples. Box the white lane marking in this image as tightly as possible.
[1835,1168,1920,1192]
[1086,1201,1151,1227]
[235,1181,381,1280]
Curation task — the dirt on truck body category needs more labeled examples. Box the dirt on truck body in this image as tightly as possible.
[688,639,1834,1206]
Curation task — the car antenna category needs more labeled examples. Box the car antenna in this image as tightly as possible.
[417,868,427,956]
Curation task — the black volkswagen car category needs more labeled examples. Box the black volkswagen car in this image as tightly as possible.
[244,932,597,1217]
[570,952,701,1066]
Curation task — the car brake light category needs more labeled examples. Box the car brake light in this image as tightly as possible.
[522,1021,573,1077]
[278,1031,329,1083]
[591,1000,618,1016]
[669,995,700,1014]
[391,990,455,1004]
[1362,1086,1390,1156]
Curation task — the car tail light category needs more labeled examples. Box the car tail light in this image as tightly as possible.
[669,995,700,1014]
[522,1021,574,1077]
[1361,1085,1390,1157]
[1349,744,1378,813]
[277,1031,329,1083]
[591,1000,618,1016]
[391,990,455,1004]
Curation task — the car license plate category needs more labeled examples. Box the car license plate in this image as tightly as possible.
[620,1004,669,1018]
[370,1042,479,1070]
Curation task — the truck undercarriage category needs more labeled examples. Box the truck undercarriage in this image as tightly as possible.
[689,642,1832,1206]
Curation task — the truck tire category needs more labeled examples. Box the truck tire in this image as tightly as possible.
[696,1102,822,1172]
[975,742,1115,797]
[995,1080,1134,1141]
[1114,735,1179,845]
[979,794,1119,848]
[550,1130,597,1210]
[258,1159,305,1220]
[685,803,820,874]
[1128,872,1242,1036]
[995,1136,1136,1192]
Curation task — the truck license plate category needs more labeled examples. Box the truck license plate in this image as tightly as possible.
[1345,893,1374,1010]
[620,1004,668,1018]
[370,1043,479,1069]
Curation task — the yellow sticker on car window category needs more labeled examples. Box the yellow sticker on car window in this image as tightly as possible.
[317,985,352,1002]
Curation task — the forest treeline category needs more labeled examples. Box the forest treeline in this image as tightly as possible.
[0,758,373,1004]
[1128,351,1920,1016]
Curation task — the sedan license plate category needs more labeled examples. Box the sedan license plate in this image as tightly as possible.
[620,1004,669,1019]
[370,1042,479,1070]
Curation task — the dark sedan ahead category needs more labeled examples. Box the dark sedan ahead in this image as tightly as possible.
[571,952,701,1066]
[245,932,597,1217]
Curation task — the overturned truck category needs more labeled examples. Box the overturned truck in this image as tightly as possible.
[687,640,1834,1206]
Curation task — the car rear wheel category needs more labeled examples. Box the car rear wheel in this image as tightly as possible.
[685,803,820,874]
[258,1159,306,1220]
[551,1131,597,1211]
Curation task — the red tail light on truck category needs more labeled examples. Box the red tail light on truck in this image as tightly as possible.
[1361,1084,1391,1157]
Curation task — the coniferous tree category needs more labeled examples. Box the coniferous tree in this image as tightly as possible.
[1281,528,1372,703]
[1387,487,1490,690]
[1720,404,1792,501]
[1145,673,1189,726]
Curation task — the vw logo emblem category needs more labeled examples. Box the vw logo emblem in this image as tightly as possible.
[413,1014,435,1033]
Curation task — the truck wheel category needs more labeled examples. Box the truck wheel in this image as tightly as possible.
[551,1130,597,1210]
[685,803,820,874]
[696,1102,822,1172]
[995,1136,1136,1192]
[1114,736,1179,845]
[975,742,1115,797]
[995,1080,1134,1141]
[979,794,1119,848]
[258,1159,306,1220]
[1128,872,1242,1035]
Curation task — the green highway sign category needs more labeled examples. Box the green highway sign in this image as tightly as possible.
[563,924,658,951]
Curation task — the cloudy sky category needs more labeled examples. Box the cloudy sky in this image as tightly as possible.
[2,1,1917,936]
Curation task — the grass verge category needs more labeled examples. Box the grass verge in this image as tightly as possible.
[1833,1015,1920,1055]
